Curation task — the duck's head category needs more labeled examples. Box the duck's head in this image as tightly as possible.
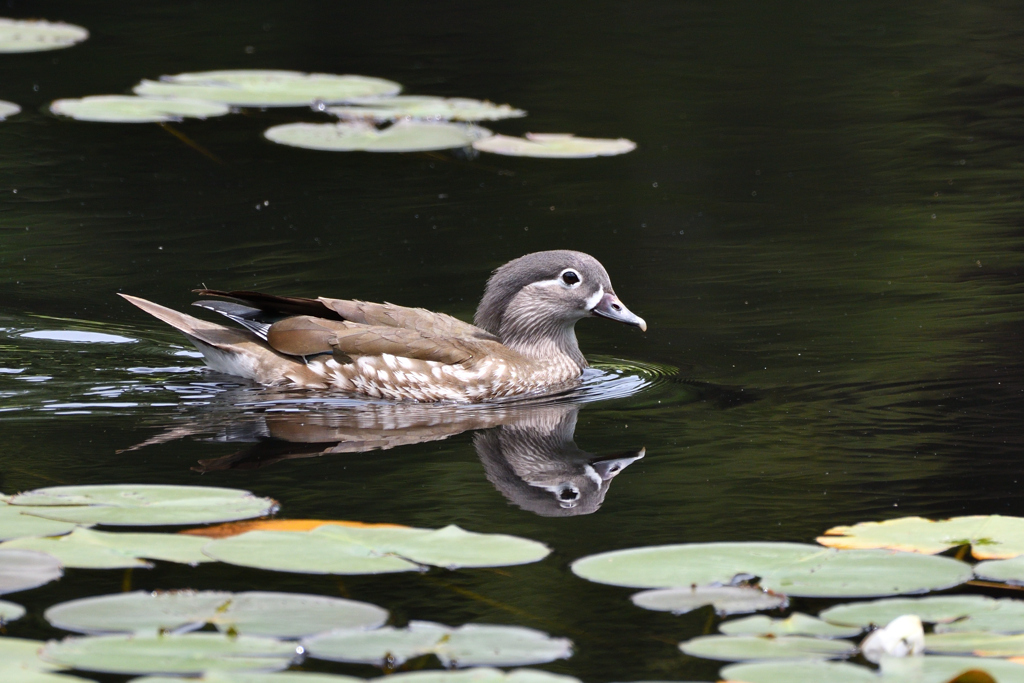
[474,250,646,361]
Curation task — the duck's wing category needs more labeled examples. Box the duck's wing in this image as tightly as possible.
[194,289,341,319]
[319,298,497,340]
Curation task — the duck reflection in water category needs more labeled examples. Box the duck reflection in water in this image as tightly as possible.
[129,398,643,517]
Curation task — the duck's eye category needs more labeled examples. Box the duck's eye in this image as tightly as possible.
[561,270,581,286]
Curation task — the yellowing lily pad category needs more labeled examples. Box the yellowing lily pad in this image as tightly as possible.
[630,585,787,616]
[472,133,636,158]
[302,621,572,668]
[0,18,88,53]
[720,612,863,638]
[134,70,401,107]
[264,120,491,153]
[327,96,525,122]
[45,590,388,637]
[818,515,1024,559]
[0,549,62,595]
[40,633,299,675]
[0,528,213,569]
[679,634,857,662]
[8,484,278,526]
[50,96,230,123]
[0,100,20,120]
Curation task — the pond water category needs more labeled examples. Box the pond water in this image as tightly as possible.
[1,2,1023,682]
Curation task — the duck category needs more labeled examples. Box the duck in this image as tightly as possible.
[120,250,646,402]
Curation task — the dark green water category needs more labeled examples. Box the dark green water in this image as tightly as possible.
[1,2,1023,681]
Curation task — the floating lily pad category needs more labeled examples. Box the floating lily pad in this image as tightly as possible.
[975,556,1024,585]
[631,585,787,616]
[203,524,549,574]
[0,549,62,595]
[130,672,365,683]
[302,621,572,668]
[40,633,299,675]
[679,634,857,662]
[819,515,1024,559]
[571,542,972,597]
[134,70,400,107]
[0,502,83,540]
[50,96,230,123]
[180,518,407,538]
[0,100,20,120]
[820,595,1024,635]
[327,96,525,122]
[472,133,636,158]
[8,484,278,526]
[382,670,583,683]
[1,528,212,569]
[264,120,491,153]
[0,599,26,622]
[880,656,1024,683]
[720,612,862,638]
[720,660,879,683]
[925,632,1024,657]
[0,635,101,683]
[0,18,88,53]
[46,590,387,637]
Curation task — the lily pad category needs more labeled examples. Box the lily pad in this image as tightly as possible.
[45,590,387,637]
[50,96,230,123]
[0,502,83,540]
[0,599,26,622]
[0,635,101,683]
[327,96,525,122]
[203,523,549,574]
[820,595,1024,635]
[0,549,63,594]
[180,518,407,538]
[924,632,1024,657]
[720,660,879,683]
[8,484,278,526]
[571,542,972,597]
[819,515,1024,559]
[130,673,364,683]
[134,70,401,107]
[631,585,787,616]
[1,528,212,569]
[0,18,88,53]
[720,612,863,638]
[382,670,583,683]
[40,633,299,675]
[472,133,636,158]
[880,656,1024,683]
[975,556,1024,585]
[302,621,572,668]
[264,120,491,153]
[0,100,20,120]
[679,634,857,662]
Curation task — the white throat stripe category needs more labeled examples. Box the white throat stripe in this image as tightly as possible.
[584,285,604,311]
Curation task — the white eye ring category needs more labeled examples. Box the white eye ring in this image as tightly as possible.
[559,269,582,287]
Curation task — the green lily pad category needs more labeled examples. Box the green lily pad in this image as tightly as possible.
[720,612,863,638]
[1,528,212,569]
[381,670,583,683]
[0,502,83,540]
[819,595,1024,635]
[8,484,278,526]
[302,621,572,667]
[0,549,63,594]
[819,515,1024,559]
[133,70,400,107]
[0,18,88,53]
[631,585,787,616]
[720,660,879,683]
[924,631,1024,657]
[203,524,549,574]
[472,133,636,158]
[50,96,230,123]
[327,96,525,122]
[264,120,491,153]
[40,633,299,675]
[571,542,972,598]
[975,556,1024,585]
[0,100,19,120]
[0,636,101,682]
[0,599,26,622]
[130,672,365,683]
[679,634,857,662]
[45,590,387,637]
[879,655,1024,683]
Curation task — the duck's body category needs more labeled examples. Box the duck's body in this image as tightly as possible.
[122,250,645,403]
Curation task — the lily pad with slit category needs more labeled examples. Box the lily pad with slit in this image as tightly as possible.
[327,96,525,122]
[0,18,88,53]
[40,633,299,675]
[630,585,787,616]
[720,612,862,638]
[0,100,20,120]
[264,121,492,153]
[679,634,857,662]
[0,549,63,594]
[1,528,212,569]
[303,621,572,668]
[8,484,278,526]
[50,96,230,123]
[0,502,83,541]
[720,660,878,683]
[134,70,401,107]
[45,589,387,637]
[818,515,1024,559]
[472,133,636,158]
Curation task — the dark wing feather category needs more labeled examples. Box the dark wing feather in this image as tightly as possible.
[194,289,342,320]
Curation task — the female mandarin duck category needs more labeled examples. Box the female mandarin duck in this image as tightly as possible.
[121,250,646,402]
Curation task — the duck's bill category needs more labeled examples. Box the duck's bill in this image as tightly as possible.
[591,292,647,332]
